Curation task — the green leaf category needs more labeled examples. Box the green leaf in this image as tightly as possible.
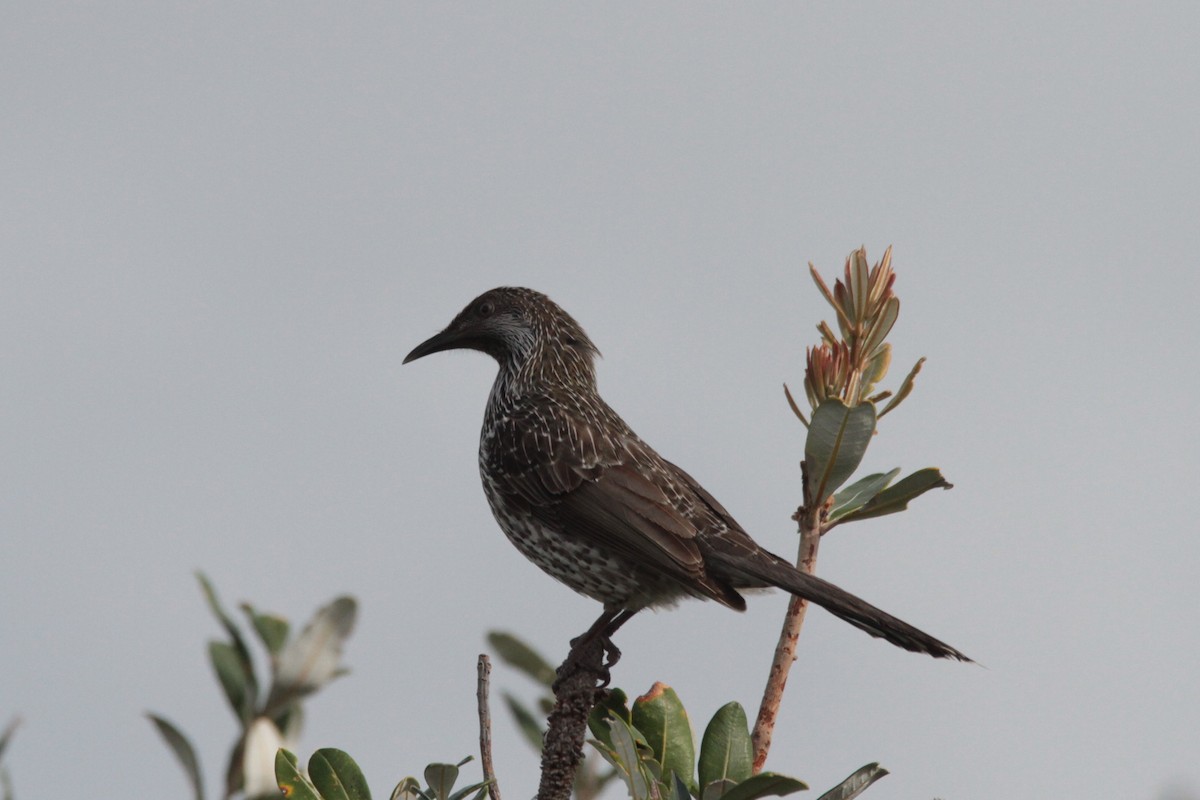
[632,683,695,793]
[276,704,306,743]
[391,777,426,800]
[424,763,460,800]
[877,358,924,419]
[837,468,952,523]
[668,772,692,800]
[448,780,492,800]
[828,469,901,523]
[208,640,254,722]
[276,749,323,800]
[862,297,899,362]
[701,779,738,800]
[588,688,631,750]
[268,596,357,713]
[196,572,259,712]
[243,603,291,657]
[860,344,892,397]
[224,733,247,800]
[814,763,887,800]
[0,717,18,761]
[502,693,545,752]
[718,772,808,800]
[607,717,654,800]
[804,400,876,507]
[697,703,752,791]
[586,766,621,798]
[0,715,19,800]
[849,248,869,322]
[808,262,838,315]
[147,714,204,800]
[309,749,372,800]
[486,631,557,686]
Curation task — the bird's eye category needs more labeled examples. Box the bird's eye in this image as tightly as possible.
[477,301,495,316]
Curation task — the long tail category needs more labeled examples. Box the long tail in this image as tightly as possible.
[723,552,973,662]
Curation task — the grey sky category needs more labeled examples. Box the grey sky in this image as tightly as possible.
[2,4,1198,799]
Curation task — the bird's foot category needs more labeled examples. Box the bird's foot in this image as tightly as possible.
[553,653,606,692]
[554,633,619,692]
[600,635,622,672]
[554,607,635,692]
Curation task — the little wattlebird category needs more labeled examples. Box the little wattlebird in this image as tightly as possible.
[405,287,971,668]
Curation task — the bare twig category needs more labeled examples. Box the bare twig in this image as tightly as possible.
[477,654,501,800]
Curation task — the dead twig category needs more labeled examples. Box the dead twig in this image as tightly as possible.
[477,654,501,800]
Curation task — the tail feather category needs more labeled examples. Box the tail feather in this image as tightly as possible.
[723,553,972,662]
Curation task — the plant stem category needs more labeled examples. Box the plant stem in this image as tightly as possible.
[750,500,824,773]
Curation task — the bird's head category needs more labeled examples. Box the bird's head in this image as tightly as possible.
[404,287,600,383]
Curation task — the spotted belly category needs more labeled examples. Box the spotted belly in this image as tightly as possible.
[479,481,688,610]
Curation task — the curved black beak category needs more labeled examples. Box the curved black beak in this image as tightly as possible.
[403,327,467,364]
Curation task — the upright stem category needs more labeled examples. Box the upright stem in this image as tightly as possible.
[536,623,610,800]
[476,654,501,800]
[750,500,824,773]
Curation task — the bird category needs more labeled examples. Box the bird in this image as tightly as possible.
[404,287,970,664]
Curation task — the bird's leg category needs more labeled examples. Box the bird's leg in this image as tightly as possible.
[595,607,636,673]
[557,607,638,691]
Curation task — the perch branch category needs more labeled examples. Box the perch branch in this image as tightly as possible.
[537,610,632,800]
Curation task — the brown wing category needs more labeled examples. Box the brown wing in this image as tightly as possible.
[494,404,743,607]
[661,458,775,584]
